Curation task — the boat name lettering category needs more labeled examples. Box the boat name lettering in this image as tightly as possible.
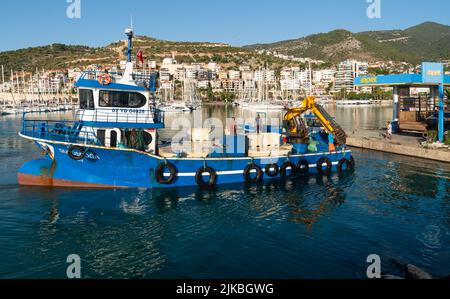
[111,109,146,114]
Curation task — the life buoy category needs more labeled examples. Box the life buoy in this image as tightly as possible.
[265,164,279,177]
[317,157,332,175]
[243,163,263,183]
[155,162,177,184]
[98,73,112,85]
[68,145,86,161]
[195,166,217,189]
[280,161,297,178]
[297,160,309,175]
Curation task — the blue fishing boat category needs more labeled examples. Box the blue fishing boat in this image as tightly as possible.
[17,28,354,189]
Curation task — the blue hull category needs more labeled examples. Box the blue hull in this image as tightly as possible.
[18,138,353,189]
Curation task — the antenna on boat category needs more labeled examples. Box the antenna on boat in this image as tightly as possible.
[119,18,138,86]
[125,16,134,63]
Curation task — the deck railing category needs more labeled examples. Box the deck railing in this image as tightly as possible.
[77,71,158,92]
[21,114,100,145]
[75,108,164,127]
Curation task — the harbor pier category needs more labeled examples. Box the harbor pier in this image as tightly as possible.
[347,129,450,163]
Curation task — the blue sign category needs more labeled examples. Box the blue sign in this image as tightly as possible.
[422,62,444,84]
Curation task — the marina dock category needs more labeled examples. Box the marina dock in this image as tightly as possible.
[347,129,450,163]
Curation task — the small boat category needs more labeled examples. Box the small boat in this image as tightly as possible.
[245,103,285,112]
[336,99,374,107]
[2,105,19,115]
[17,28,354,189]
[158,102,191,113]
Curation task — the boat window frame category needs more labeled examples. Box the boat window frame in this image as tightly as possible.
[98,90,147,108]
[79,89,95,110]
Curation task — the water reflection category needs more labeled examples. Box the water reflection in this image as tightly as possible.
[2,110,450,279]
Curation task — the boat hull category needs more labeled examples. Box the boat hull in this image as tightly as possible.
[18,137,353,189]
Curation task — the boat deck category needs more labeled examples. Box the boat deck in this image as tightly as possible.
[158,141,293,159]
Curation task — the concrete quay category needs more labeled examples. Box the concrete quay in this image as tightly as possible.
[346,129,450,163]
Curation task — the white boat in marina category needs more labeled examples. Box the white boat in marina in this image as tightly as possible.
[1,105,19,115]
[157,102,191,113]
[245,103,285,112]
[336,99,375,107]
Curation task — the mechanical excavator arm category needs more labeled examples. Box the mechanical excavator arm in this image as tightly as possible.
[283,96,347,146]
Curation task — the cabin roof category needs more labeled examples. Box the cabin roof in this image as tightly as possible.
[75,78,147,92]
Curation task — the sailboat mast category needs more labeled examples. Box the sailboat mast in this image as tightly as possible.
[1,65,4,89]
[308,60,312,95]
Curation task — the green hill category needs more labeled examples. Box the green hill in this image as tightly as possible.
[246,22,450,64]
[0,44,117,75]
[0,37,293,77]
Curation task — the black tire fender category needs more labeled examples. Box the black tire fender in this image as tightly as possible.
[349,156,355,170]
[338,158,354,172]
[280,161,297,178]
[264,164,279,178]
[195,166,218,189]
[155,162,177,184]
[317,157,332,175]
[297,160,309,175]
[243,163,263,183]
[68,145,86,161]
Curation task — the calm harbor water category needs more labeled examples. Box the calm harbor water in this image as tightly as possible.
[0,106,449,279]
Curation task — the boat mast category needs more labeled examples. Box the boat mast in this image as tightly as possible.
[308,60,312,96]
[1,65,4,91]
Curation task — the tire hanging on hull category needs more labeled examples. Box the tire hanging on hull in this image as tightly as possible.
[265,164,279,177]
[155,162,178,185]
[338,158,354,173]
[316,157,332,175]
[244,164,263,183]
[280,161,297,178]
[68,145,87,161]
[195,166,218,189]
[297,160,309,175]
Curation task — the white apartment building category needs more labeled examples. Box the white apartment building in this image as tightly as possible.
[174,68,186,81]
[280,79,301,91]
[253,69,275,82]
[313,69,336,84]
[222,80,244,93]
[185,67,198,79]
[241,71,254,81]
[265,70,276,83]
[159,69,171,82]
[196,80,210,89]
[333,60,368,93]
[228,70,241,80]
[162,55,181,75]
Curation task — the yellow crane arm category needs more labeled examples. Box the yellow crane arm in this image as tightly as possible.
[283,96,347,146]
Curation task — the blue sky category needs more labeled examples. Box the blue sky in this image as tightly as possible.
[1,0,449,51]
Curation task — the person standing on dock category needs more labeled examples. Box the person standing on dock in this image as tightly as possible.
[387,121,392,140]
[229,117,237,135]
[256,114,262,134]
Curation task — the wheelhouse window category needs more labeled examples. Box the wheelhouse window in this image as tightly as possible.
[79,89,94,110]
[99,90,146,108]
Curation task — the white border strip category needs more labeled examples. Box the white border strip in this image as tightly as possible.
[168,162,340,177]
